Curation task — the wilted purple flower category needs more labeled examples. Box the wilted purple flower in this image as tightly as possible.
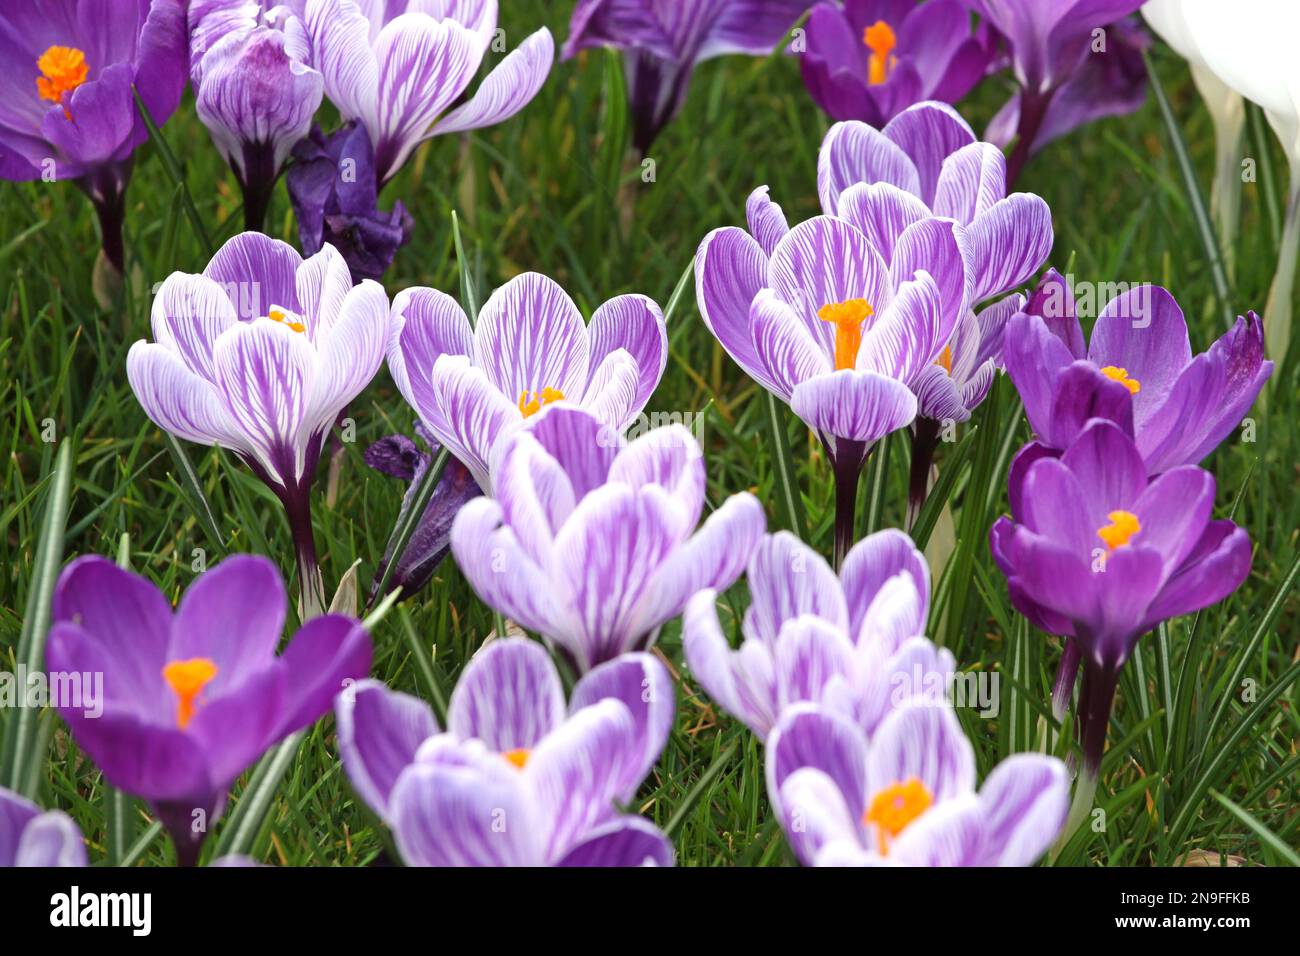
[959,1,1149,183]
[0,0,187,272]
[685,529,953,738]
[388,274,667,492]
[0,786,85,867]
[990,419,1251,815]
[768,701,1069,865]
[286,121,414,284]
[46,554,372,865]
[565,0,807,154]
[696,186,971,563]
[450,406,765,672]
[304,0,554,186]
[337,638,674,866]
[189,1,325,231]
[125,232,390,617]
[1004,270,1272,475]
[363,424,481,603]
[798,0,992,127]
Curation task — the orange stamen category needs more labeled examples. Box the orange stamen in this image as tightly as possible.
[863,777,932,856]
[1099,365,1140,394]
[517,387,565,417]
[1097,510,1140,550]
[818,298,874,371]
[268,307,306,334]
[36,46,88,118]
[936,344,953,375]
[503,748,530,769]
[863,21,896,86]
[162,658,219,730]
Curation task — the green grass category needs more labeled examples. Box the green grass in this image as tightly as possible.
[1,2,1296,866]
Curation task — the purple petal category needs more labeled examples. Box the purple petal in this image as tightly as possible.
[203,232,303,318]
[744,532,848,643]
[746,185,790,256]
[933,142,1007,225]
[428,354,523,491]
[835,182,930,265]
[978,753,1069,866]
[448,638,566,752]
[275,613,372,734]
[790,369,918,443]
[881,101,976,206]
[840,529,930,643]
[766,704,869,840]
[682,589,779,735]
[555,816,674,867]
[1088,285,1192,424]
[584,293,667,418]
[520,404,619,499]
[966,193,1054,303]
[818,120,921,215]
[775,616,857,710]
[474,273,590,404]
[125,343,246,452]
[336,679,439,819]
[694,226,778,392]
[866,701,975,802]
[431,27,554,135]
[149,273,239,383]
[749,290,833,400]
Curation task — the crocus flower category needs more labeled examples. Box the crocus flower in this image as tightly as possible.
[286,121,413,284]
[45,554,373,865]
[696,182,972,564]
[798,0,992,127]
[990,419,1251,832]
[125,232,390,617]
[0,786,85,867]
[684,529,953,738]
[303,0,554,186]
[450,406,766,672]
[960,0,1148,184]
[0,0,187,272]
[1141,1,1246,273]
[768,701,1069,866]
[1179,0,1300,363]
[337,637,674,866]
[565,0,808,154]
[1003,270,1272,475]
[387,274,667,493]
[189,1,325,231]
[363,424,481,604]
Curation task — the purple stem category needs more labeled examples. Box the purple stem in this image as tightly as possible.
[830,438,868,570]
[906,418,941,530]
[238,141,279,233]
[1051,636,1082,723]
[282,484,326,620]
[154,799,210,868]
[1005,89,1052,189]
[1076,660,1121,781]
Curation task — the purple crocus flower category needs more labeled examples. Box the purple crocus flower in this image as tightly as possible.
[959,1,1148,184]
[767,700,1069,865]
[450,406,766,672]
[0,0,187,272]
[565,0,808,154]
[685,529,953,738]
[798,0,993,127]
[363,424,481,604]
[1004,270,1272,476]
[387,274,667,492]
[125,232,391,617]
[189,1,325,231]
[304,0,554,186]
[337,638,675,866]
[696,183,972,564]
[0,786,85,867]
[286,121,414,284]
[989,419,1251,827]
[45,554,373,866]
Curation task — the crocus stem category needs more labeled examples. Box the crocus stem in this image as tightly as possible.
[1264,169,1300,366]
[154,800,207,868]
[831,439,868,570]
[906,418,941,530]
[1051,637,1082,723]
[1006,90,1051,188]
[1052,661,1119,857]
[283,490,326,620]
[1053,764,1099,860]
[239,142,278,233]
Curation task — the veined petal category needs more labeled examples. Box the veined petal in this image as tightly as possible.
[474,272,590,403]
[866,701,975,803]
[306,0,380,135]
[429,354,523,491]
[494,429,578,562]
[304,279,390,440]
[881,101,977,206]
[775,616,857,711]
[555,816,674,867]
[519,404,619,499]
[150,273,239,383]
[448,638,566,752]
[840,529,930,644]
[585,293,667,418]
[431,26,554,135]
[818,120,922,215]
[966,193,1053,303]
[694,226,779,392]
[750,289,833,400]
[746,185,790,256]
[203,231,303,319]
[609,423,706,535]
[933,142,1007,224]
[835,182,931,265]
[792,369,918,444]
[778,767,866,866]
[295,243,354,344]
[978,753,1069,866]
[743,531,848,643]
[126,342,249,455]
[336,679,439,820]
[889,217,971,329]
[683,589,778,735]
[389,286,474,428]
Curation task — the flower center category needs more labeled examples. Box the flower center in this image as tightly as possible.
[1097,509,1140,550]
[936,344,953,376]
[36,46,88,117]
[863,777,932,855]
[162,658,219,730]
[818,298,874,371]
[503,748,530,769]
[268,306,306,334]
[518,387,565,417]
[1099,365,1140,394]
[863,21,896,86]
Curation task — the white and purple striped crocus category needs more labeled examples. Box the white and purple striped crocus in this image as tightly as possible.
[0,786,86,867]
[685,530,953,739]
[338,638,675,866]
[125,232,390,617]
[0,0,187,272]
[1004,270,1272,476]
[450,406,766,672]
[768,701,1069,866]
[46,554,372,866]
[565,0,808,154]
[387,272,667,493]
[304,0,554,186]
[189,1,325,231]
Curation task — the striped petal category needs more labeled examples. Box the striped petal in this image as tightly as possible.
[818,120,922,215]
[431,26,554,135]
[448,638,566,752]
[474,273,590,405]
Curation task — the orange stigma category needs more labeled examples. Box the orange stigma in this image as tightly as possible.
[863,777,932,855]
[503,748,530,769]
[268,307,306,334]
[162,658,219,730]
[36,46,88,117]
[936,344,953,375]
[863,21,896,86]
[818,298,874,370]
[1097,510,1140,550]
[1099,365,1140,394]
[518,387,565,417]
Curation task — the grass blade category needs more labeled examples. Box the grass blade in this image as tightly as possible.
[761,392,806,538]
[132,86,213,256]
[213,732,305,858]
